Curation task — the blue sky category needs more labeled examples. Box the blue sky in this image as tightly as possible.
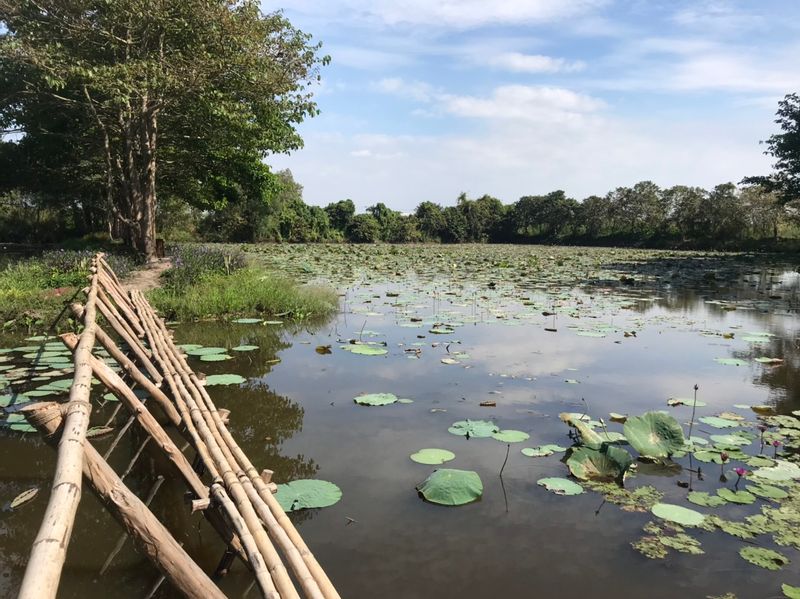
[264,0,800,212]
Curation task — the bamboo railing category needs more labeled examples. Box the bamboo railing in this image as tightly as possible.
[19,254,340,599]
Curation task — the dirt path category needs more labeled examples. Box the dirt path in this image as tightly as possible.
[122,258,172,293]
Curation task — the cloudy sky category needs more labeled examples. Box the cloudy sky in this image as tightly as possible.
[264,0,800,212]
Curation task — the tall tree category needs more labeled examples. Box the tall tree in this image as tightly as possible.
[0,0,326,259]
[744,93,800,203]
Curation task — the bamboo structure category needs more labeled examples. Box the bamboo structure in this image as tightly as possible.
[20,254,340,599]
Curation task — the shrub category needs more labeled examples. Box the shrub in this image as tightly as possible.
[161,244,247,290]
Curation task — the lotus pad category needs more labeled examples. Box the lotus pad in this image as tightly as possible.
[521,444,566,457]
[410,448,456,465]
[536,477,584,496]
[623,412,685,458]
[566,445,632,482]
[651,503,705,527]
[448,420,499,438]
[205,374,247,386]
[739,546,789,570]
[354,393,398,406]
[416,469,483,506]
[491,429,529,443]
[275,480,342,512]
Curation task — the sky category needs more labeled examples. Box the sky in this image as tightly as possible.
[263,0,800,212]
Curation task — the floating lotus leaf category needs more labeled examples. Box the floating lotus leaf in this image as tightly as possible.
[397,398,414,404]
[354,393,397,406]
[185,346,228,356]
[429,326,455,335]
[440,358,460,365]
[205,374,247,386]
[416,469,482,506]
[177,344,203,351]
[783,584,800,599]
[623,412,685,458]
[0,393,30,407]
[102,393,119,402]
[667,397,707,407]
[560,413,603,449]
[232,318,262,324]
[609,412,627,422]
[693,450,723,464]
[346,345,388,356]
[447,419,499,438]
[709,434,751,446]
[747,484,789,500]
[199,353,232,362]
[716,488,756,504]
[687,491,726,507]
[566,445,632,482]
[275,480,342,512]
[752,460,800,482]
[739,546,789,570]
[521,444,566,457]
[231,345,259,352]
[651,503,705,527]
[698,416,740,429]
[491,429,529,443]
[746,456,775,468]
[410,448,455,465]
[597,431,627,444]
[536,477,584,496]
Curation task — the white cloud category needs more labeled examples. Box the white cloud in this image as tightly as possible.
[273,0,608,29]
[440,85,605,124]
[487,52,585,73]
[374,78,436,102]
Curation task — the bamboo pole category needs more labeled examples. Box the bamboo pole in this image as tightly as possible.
[18,259,100,599]
[132,291,298,599]
[96,269,145,337]
[98,287,142,342]
[22,402,226,599]
[133,291,336,599]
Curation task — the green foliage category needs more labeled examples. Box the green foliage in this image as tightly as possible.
[347,214,381,243]
[148,268,337,321]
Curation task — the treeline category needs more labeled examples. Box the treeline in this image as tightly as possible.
[178,176,794,248]
[1,172,793,249]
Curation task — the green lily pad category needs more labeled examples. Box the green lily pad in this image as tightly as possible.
[623,412,685,458]
[783,584,800,599]
[651,503,705,527]
[232,318,262,324]
[205,374,247,386]
[747,484,789,500]
[275,480,342,512]
[752,460,800,482]
[566,445,632,482]
[448,420,499,438]
[698,416,740,429]
[231,345,259,352]
[536,477,584,496]
[717,488,756,504]
[346,345,388,356]
[687,491,726,507]
[521,444,566,457]
[185,346,228,356]
[354,392,398,406]
[709,434,751,446]
[410,448,456,465]
[416,469,483,506]
[667,397,707,407]
[739,546,789,570]
[491,429,529,443]
[199,353,232,362]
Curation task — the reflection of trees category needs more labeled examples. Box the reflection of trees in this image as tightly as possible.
[733,337,800,415]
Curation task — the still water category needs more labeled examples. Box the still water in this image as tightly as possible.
[1,245,800,598]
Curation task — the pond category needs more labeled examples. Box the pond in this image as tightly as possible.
[2,244,800,599]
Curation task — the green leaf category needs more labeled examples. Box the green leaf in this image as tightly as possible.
[185,346,228,356]
[783,584,800,599]
[275,480,342,512]
[232,318,262,324]
[747,484,789,500]
[416,469,483,506]
[345,345,388,356]
[354,392,397,406]
[521,444,566,457]
[752,460,800,482]
[651,503,705,527]
[566,445,632,482]
[491,429,529,443]
[199,353,232,362]
[739,546,789,570]
[687,491,726,507]
[536,477,584,496]
[623,412,685,458]
[410,448,455,465]
[716,488,756,504]
[698,416,740,429]
[205,374,246,386]
[9,487,38,509]
[447,419,499,438]
[231,345,259,352]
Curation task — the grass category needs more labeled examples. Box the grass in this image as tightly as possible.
[148,267,338,322]
[0,250,139,331]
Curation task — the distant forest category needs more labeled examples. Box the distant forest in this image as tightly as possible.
[1,170,796,250]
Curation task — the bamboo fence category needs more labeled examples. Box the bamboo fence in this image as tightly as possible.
[18,254,340,599]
